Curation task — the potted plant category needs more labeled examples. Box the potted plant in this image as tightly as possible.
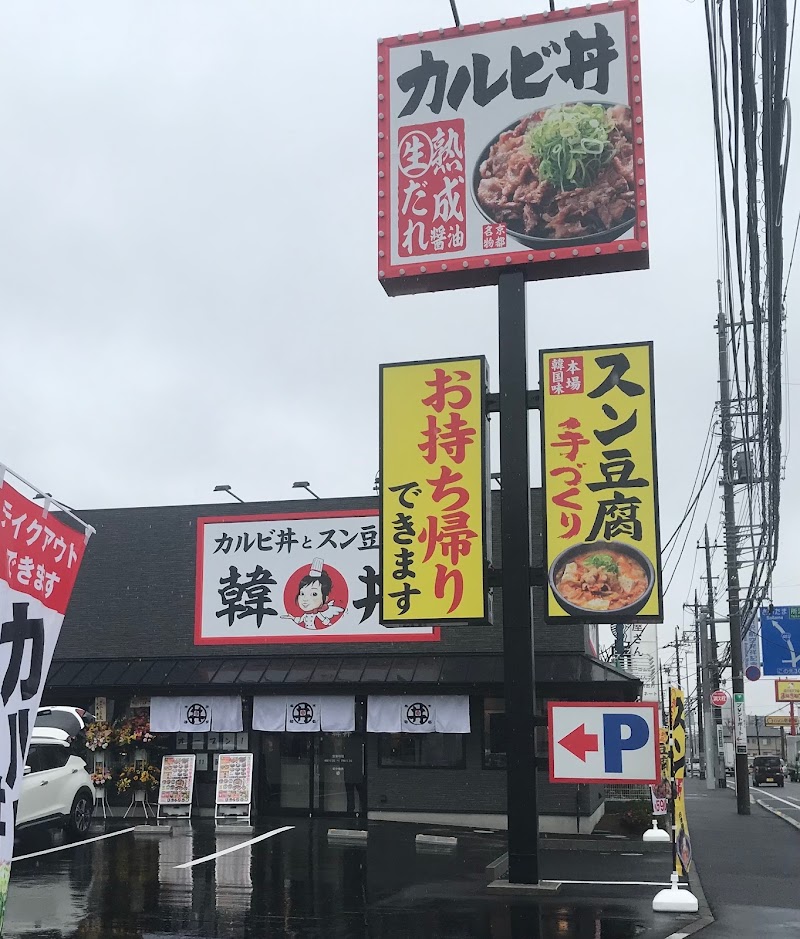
[619,800,654,835]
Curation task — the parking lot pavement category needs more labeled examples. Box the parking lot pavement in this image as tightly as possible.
[3,818,696,939]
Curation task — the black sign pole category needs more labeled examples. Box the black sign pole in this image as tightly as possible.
[498,270,539,884]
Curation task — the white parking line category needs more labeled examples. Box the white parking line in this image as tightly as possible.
[175,825,294,869]
[555,879,676,887]
[14,826,136,861]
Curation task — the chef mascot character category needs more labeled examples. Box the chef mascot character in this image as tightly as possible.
[282,557,345,630]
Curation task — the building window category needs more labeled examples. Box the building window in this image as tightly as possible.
[378,734,466,769]
[482,697,507,769]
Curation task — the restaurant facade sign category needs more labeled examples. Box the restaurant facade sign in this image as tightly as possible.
[196,511,436,643]
[380,357,490,625]
[379,0,648,296]
[540,342,662,623]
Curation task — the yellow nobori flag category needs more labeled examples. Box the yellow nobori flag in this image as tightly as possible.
[670,687,692,875]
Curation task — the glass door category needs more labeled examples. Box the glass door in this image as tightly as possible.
[268,733,365,816]
[278,735,313,812]
[314,734,365,817]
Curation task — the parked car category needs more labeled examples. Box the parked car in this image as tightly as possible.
[17,735,94,838]
[752,754,785,788]
[34,707,94,741]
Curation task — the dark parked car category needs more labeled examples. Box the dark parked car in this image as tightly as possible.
[752,755,785,787]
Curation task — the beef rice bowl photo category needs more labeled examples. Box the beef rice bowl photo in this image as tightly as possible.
[474,102,636,248]
[547,541,655,617]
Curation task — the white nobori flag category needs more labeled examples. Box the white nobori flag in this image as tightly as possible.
[0,481,90,934]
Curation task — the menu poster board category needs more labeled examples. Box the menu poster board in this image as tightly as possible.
[158,755,196,806]
[215,753,253,805]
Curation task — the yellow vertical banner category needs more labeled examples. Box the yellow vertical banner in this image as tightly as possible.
[670,687,692,875]
[380,357,490,624]
[540,342,663,623]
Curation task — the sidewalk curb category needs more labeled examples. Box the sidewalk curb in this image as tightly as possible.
[756,798,800,831]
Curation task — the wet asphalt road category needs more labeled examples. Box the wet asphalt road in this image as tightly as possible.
[4,818,692,939]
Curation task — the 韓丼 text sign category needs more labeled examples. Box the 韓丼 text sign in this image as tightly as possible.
[379,1,648,296]
[196,510,436,644]
[540,342,662,623]
[380,357,490,624]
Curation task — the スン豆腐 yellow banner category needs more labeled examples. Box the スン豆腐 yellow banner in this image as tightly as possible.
[540,342,662,622]
[670,687,692,875]
[380,357,489,624]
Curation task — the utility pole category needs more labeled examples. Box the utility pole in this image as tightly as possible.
[717,295,750,814]
[673,629,683,687]
[703,525,726,788]
[694,593,706,778]
[754,716,761,755]
[684,647,694,764]
[659,663,667,727]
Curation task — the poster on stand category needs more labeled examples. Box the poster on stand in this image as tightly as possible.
[158,754,196,807]
[215,753,253,805]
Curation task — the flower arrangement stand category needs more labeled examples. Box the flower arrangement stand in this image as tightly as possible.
[93,785,113,819]
[124,789,155,819]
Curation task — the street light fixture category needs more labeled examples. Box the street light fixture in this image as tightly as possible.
[213,484,245,504]
[292,481,320,499]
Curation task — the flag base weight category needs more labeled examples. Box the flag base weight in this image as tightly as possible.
[642,820,670,843]
[652,872,698,913]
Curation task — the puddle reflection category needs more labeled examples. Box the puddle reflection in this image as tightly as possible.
[2,823,664,939]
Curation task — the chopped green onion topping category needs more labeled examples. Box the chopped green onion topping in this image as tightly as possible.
[526,103,615,191]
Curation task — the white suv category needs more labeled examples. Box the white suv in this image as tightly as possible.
[17,736,94,838]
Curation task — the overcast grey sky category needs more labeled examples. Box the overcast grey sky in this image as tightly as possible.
[1,1,797,713]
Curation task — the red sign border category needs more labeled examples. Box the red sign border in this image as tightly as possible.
[195,508,441,645]
[548,700,660,785]
[379,0,648,296]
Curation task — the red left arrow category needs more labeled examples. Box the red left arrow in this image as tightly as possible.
[558,723,599,762]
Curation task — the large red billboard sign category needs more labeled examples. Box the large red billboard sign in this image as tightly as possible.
[378,1,648,296]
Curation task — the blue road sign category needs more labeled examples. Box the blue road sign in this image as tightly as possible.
[760,606,800,676]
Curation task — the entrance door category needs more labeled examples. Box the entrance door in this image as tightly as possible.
[314,733,365,816]
[273,734,364,816]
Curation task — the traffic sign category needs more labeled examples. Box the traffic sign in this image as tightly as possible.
[710,689,729,708]
[548,702,660,784]
[745,665,762,682]
[760,606,800,676]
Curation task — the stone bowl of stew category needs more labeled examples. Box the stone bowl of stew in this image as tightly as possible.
[547,540,655,618]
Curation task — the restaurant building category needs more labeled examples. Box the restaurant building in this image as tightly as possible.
[42,492,641,831]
